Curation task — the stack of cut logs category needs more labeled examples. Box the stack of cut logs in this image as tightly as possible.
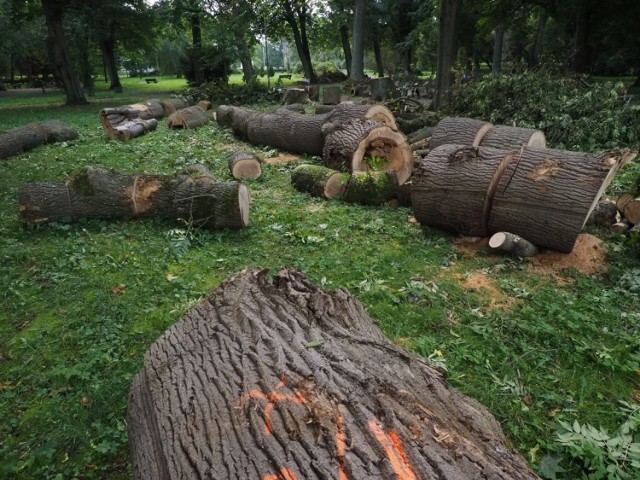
[589,194,640,235]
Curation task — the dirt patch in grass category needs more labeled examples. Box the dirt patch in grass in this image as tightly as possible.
[453,236,490,257]
[529,234,607,277]
[454,270,515,310]
[265,154,300,164]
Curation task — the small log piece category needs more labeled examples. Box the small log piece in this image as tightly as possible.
[228,151,262,180]
[282,88,309,105]
[197,100,212,111]
[586,198,619,227]
[489,231,539,257]
[343,170,399,205]
[611,220,632,233]
[291,164,347,199]
[622,199,640,224]
[616,192,635,212]
[321,85,341,105]
[480,125,546,149]
[166,106,210,129]
[430,117,493,149]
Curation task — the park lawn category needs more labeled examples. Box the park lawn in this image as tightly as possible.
[0,92,639,479]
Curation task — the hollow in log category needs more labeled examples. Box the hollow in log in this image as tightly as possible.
[323,118,413,185]
[343,170,399,205]
[412,145,513,237]
[166,106,211,129]
[228,151,262,180]
[290,164,347,199]
[430,117,493,149]
[19,165,249,229]
[489,232,538,257]
[127,268,540,480]
[480,126,546,149]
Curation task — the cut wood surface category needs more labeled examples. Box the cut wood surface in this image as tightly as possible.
[290,164,347,199]
[430,117,493,149]
[0,121,79,159]
[166,106,211,129]
[489,148,635,252]
[343,170,399,205]
[321,85,341,105]
[616,192,635,212]
[127,268,540,480]
[228,150,262,180]
[480,125,546,149]
[412,145,514,237]
[19,165,249,229]
[161,98,190,116]
[623,198,640,224]
[323,118,413,184]
[99,108,158,140]
[489,231,539,257]
[611,220,631,233]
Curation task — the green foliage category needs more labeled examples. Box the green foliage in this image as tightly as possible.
[181,79,283,105]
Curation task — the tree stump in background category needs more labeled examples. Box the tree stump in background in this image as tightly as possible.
[321,85,341,105]
[127,268,540,480]
[429,117,493,149]
[282,88,309,105]
[370,76,395,101]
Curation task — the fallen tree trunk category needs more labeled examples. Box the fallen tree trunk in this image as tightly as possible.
[343,170,399,205]
[323,118,413,184]
[166,106,211,129]
[489,232,538,257]
[0,121,79,159]
[161,98,190,116]
[99,108,158,141]
[228,151,262,180]
[412,145,514,237]
[407,126,433,144]
[127,268,540,480]
[480,126,546,149]
[489,148,635,252]
[19,165,249,229]
[430,117,493,149]
[291,164,347,199]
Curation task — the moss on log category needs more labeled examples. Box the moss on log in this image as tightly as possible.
[291,164,347,199]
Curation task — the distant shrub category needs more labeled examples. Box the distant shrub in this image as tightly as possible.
[180,79,282,105]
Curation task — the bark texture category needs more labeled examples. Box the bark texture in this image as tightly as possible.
[489,232,538,257]
[321,86,341,105]
[370,77,395,101]
[434,0,462,110]
[282,88,310,105]
[430,117,493,149]
[0,121,78,159]
[127,268,540,480]
[99,108,158,141]
[161,98,191,116]
[228,151,262,180]
[19,165,249,229]
[412,145,513,237]
[480,126,546,150]
[291,164,347,199]
[343,171,399,206]
[166,106,211,129]
[623,199,640,224]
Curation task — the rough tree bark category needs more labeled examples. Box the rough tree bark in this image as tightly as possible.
[492,24,504,73]
[281,0,316,83]
[434,0,461,110]
[19,165,249,229]
[340,23,352,78]
[99,108,158,141]
[430,117,493,149]
[480,125,546,149]
[350,0,366,81]
[99,36,122,91]
[0,121,78,159]
[291,164,347,199]
[529,12,548,68]
[127,268,541,480]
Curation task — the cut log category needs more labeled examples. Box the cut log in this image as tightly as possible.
[611,220,631,233]
[161,98,190,116]
[19,165,249,229]
[489,232,538,257]
[323,118,413,184]
[228,151,262,180]
[616,192,635,212]
[197,100,212,111]
[410,137,430,151]
[278,103,307,114]
[343,170,399,205]
[321,85,341,105]
[488,148,635,252]
[397,115,436,135]
[99,108,158,141]
[290,164,347,199]
[127,268,540,480]
[282,88,309,105]
[127,99,164,119]
[586,198,619,227]
[0,121,78,159]
[370,76,395,101]
[480,126,546,149]
[412,145,514,237]
[430,117,493,149]
[314,104,336,114]
[166,106,210,129]
[623,199,640,224]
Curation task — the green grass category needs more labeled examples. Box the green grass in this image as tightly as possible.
[0,91,639,479]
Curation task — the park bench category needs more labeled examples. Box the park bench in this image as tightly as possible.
[145,78,158,84]
[278,74,292,80]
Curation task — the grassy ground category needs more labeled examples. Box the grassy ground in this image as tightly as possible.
[0,88,639,479]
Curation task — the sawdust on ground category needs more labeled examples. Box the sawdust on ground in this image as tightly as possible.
[265,154,300,164]
[453,271,515,310]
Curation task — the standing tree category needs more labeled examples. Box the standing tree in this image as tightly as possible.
[434,0,461,110]
[275,0,316,83]
[350,0,365,80]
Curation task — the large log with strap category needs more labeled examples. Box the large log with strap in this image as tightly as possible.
[0,120,78,159]
[127,268,540,480]
[19,165,249,229]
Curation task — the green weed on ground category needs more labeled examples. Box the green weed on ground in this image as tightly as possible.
[0,91,639,479]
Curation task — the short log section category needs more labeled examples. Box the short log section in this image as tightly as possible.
[489,232,538,257]
[161,98,190,116]
[228,151,262,180]
[19,165,249,229]
[291,164,347,199]
[0,121,79,159]
[127,268,540,480]
[480,125,546,149]
[429,117,493,149]
[99,108,158,140]
[343,171,399,205]
[166,106,210,129]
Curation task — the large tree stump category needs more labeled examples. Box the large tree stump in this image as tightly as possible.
[19,165,249,229]
[291,164,347,199]
[323,118,413,184]
[99,108,158,141]
[0,121,79,159]
[282,88,310,105]
[480,126,546,149]
[166,106,211,129]
[412,145,513,236]
[370,76,395,101]
[488,148,634,252]
[127,268,540,480]
[228,151,263,180]
[430,117,493,149]
[321,85,341,105]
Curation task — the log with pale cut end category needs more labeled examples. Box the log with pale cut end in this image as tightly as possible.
[623,199,640,224]
[19,165,249,229]
[99,108,158,141]
[616,192,635,212]
[228,151,262,180]
[480,125,546,149]
[197,100,212,111]
[430,117,493,149]
[0,121,79,159]
[412,145,514,237]
[127,268,540,480]
[323,118,413,184]
[587,199,619,227]
[166,106,210,129]
[611,220,632,233]
[343,170,399,205]
[161,98,190,116]
[128,99,164,119]
[290,164,347,199]
[321,85,341,105]
[488,148,635,252]
[489,232,538,257]
[282,88,309,105]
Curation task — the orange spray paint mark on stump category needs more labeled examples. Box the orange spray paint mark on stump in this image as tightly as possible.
[368,419,418,480]
[262,467,298,480]
[336,415,349,480]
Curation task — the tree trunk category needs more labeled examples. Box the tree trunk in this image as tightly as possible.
[488,148,633,252]
[228,151,263,180]
[0,121,78,159]
[343,170,399,205]
[372,34,384,78]
[321,86,341,105]
[492,24,504,73]
[19,165,249,229]
[127,268,540,480]
[489,232,538,257]
[189,1,205,86]
[41,0,87,105]
[282,1,316,83]
[412,145,514,237]
[434,0,461,110]
[166,106,211,129]
[161,98,191,116]
[340,23,352,77]
[99,108,159,141]
[571,10,591,73]
[99,37,122,91]
[235,31,254,82]
[529,13,548,68]
[430,117,493,149]
[323,118,413,184]
[370,77,394,101]
[291,164,347,199]
[480,125,546,149]
[350,0,366,81]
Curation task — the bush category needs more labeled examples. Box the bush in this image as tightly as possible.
[180,79,283,106]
